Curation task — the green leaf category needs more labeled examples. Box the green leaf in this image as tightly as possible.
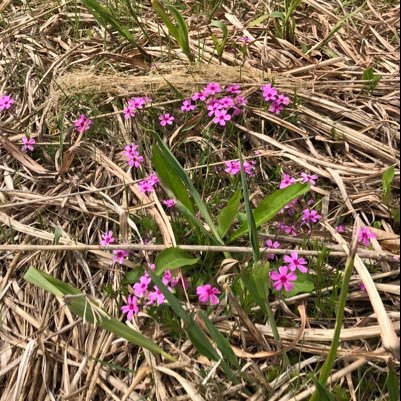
[217,190,241,237]
[200,311,239,368]
[153,133,224,245]
[382,165,395,205]
[241,267,268,316]
[24,268,174,361]
[155,248,198,275]
[209,20,229,59]
[249,13,270,27]
[312,378,335,401]
[53,227,63,245]
[239,144,260,261]
[151,0,194,62]
[231,183,310,241]
[253,261,271,305]
[285,273,315,297]
[271,11,286,19]
[152,144,194,212]
[386,359,400,401]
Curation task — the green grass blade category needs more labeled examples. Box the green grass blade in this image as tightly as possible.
[311,378,334,401]
[217,189,241,237]
[382,165,395,205]
[386,359,400,401]
[230,183,310,241]
[155,248,198,275]
[24,267,174,361]
[238,144,260,261]
[152,144,194,212]
[153,133,224,245]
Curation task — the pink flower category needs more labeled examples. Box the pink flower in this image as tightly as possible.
[0,95,14,111]
[301,172,318,186]
[238,36,252,44]
[276,93,290,106]
[192,92,208,102]
[113,249,129,264]
[284,251,308,273]
[269,101,284,114]
[226,84,241,95]
[205,82,222,96]
[207,100,222,117]
[128,97,146,110]
[21,136,35,152]
[163,199,176,208]
[101,231,115,246]
[284,224,298,237]
[181,100,196,112]
[266,239,281,260]
[358,227,376,247]
[137,174,159,193]
[196,284,221,305]
[219,97,235,109]
[122,144,144,168]
[123,106,136,120]
[74,114,92,133]
[133,275,152,297]
[359,282,367,292]
[234,95,248,107]
[301,209,322,225]
[121,295,139,320]
[261,84,278,101]
[147,286,165,305]
[224,161,241,175]
[270,266,297,292]
[213,109,232,126]
[336,225,346,233]
[159,113,175,127]
[279,174,296,189]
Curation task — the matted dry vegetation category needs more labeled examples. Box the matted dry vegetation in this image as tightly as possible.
[0,0,400,400]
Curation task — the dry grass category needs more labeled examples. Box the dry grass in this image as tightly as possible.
[0,0,400,400]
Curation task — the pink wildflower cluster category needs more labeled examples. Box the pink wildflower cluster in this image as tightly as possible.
[123,96,151,120]
[122,143,144,168]
[121,265,187,320]
[99,230,129,265]
[224,160,256,176]
[261,83,290,114]
[270,251,308,292]
[185,82,248,127]
[0,95,14,111]
[137,174,159,194]
[74,114,92,133]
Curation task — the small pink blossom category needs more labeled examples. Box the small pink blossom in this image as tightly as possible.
[21,136,35,152]
[74,114,92,133]
[196,284,221,305]
[0,95,14,111]
[238,36,252,44]
[284,251,308,273]
[336,225,347,233]
[101,231,115,246]
[207,100,222,117]
[213,109,232,126]
[219,97,235,109]
[137,174,159,193]
[302,209,322,225]
[270,266,297,292]
[226,84,241,95]
[123,144,144,168]
[123,107,136,120]
[121,295,139,320]
[276,93,290,106]
[192,92,208,102]
[234,95,248,107]
[279,174,296,189]
[261,84,278,101]
[163,199,176,208]
[159,113,175,127]
[181,100,196,112]
[358,227,376,247]
[133,275,152,298]
[269,101,284,114]
[147,286,165,305]
[301,172,318,186]
[266,239,281,260]
[224,160,256,176]
[359,282,367,292]
[113,249,129,264]
[205,82,222,96]
[128,97,146,110]
[284,224,298,237]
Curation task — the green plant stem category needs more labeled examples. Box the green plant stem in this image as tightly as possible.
[309,255,355,401]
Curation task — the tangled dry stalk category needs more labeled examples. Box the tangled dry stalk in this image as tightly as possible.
[0,0,400,400]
